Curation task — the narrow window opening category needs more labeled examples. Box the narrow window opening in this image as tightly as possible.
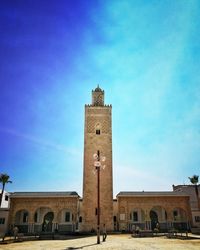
[133,212,138,222]
[173,211,178,216]
[195,216,200,222]
[23,212,28,223]
[0,218,5,224]
[96,129,100,135]
[65,212,70,222]
[34,212,38,223]
[173,211,178,221]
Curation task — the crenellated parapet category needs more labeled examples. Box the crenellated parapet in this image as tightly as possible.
[85,104,112,107]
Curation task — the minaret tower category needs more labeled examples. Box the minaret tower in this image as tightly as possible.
[82,85,113,232]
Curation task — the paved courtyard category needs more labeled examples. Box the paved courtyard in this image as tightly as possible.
[1,234,200,250]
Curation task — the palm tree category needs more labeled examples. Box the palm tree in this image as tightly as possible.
[188,175,200,210]
[0,173,12,207]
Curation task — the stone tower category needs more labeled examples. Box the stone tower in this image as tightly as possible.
[82,85,113,232]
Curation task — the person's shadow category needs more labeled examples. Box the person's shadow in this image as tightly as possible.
[65,243,98,249]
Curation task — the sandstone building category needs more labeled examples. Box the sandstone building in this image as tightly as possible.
[1,86,200,235]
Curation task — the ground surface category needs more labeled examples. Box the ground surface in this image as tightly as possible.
[1,234,200,250]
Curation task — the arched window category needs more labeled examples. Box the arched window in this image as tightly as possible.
[95,123,101,135]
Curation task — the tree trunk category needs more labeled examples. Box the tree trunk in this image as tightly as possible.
[0,183,5,207]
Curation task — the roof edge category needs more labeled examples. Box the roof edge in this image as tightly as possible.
[10,191,79,198]
[117,191,189,197]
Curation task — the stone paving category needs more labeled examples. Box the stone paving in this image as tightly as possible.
[1,234,200,250]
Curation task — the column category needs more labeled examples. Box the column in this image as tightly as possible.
[28,211,35,234]
[145,210,151,230]
[53,211,58,233]
[167,211,173,230]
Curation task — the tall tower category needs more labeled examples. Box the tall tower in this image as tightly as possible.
[82,85,113,232]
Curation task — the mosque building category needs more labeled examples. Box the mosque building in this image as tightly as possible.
[1,86,200,235]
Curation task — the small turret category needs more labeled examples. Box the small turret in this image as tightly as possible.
[92,85,104,106]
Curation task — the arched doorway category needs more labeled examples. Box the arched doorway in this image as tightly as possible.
[42,212,54,232]
[149,206,168,231]
[14,209,29,233]
[150,210,158,230]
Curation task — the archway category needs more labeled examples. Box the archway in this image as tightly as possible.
[172,208,187,222]
[129,208,145,231]
[172,207,188,230]
[150,210,158,230]
[57,208,73,233]
[42,212,54,232]
[14,209,29,233]
[15,209,29,224]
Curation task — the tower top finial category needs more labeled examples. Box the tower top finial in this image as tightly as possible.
[94,84,103,92]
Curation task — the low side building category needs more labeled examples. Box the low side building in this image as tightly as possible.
[8,192,79,234]
[0,208,9,238]
[117,191,192,232]
[0,190,10,237]
[6,189,194,235]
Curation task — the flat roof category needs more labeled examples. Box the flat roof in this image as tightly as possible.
[117,191,189,197]
[10,191,79,198]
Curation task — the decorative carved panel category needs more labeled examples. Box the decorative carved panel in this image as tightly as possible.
[87,116,110,134]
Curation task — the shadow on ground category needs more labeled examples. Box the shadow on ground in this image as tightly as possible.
[65,243,98,249]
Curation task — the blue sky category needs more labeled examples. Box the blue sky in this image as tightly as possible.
[0,0,199,196]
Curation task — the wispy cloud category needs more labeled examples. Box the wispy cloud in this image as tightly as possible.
[0,126,81,157]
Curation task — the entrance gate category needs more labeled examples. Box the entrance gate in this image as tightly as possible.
[42,212,54,232]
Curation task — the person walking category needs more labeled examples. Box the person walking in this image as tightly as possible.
[102,224,107,242]
[13,226,19,240]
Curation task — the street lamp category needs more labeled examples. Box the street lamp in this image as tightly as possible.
[93,150,106,244]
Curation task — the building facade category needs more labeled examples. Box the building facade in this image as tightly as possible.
[4,86,199,235]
